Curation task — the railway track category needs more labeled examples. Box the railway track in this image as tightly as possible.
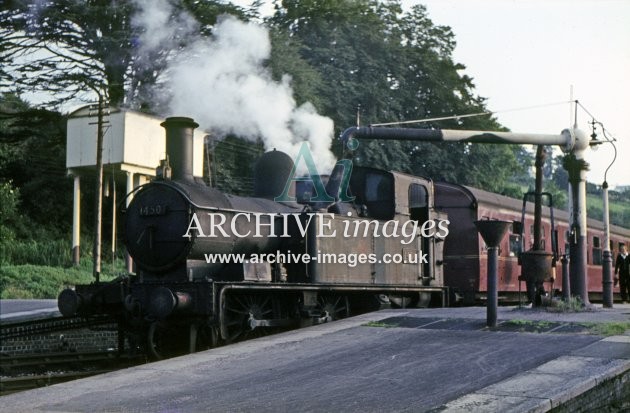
[1,314,147,395]
[1,369,116,395]
[0,350,146,396]
[1,315,114,341]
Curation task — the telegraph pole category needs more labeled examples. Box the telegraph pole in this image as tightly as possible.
[92,95,105,283]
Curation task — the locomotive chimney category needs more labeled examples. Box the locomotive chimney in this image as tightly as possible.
[160,116,199,182]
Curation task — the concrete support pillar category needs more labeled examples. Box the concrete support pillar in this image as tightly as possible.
[72,175,81,266]
[572,167,589,305]
[125,171,135,273]
[111,175,117,265]
[134,174,147,187]
[564,133,590,306]
[568,162,589,305]
[561,254,570,301]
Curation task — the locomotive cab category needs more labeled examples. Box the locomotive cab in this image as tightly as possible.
[303,166,446,292]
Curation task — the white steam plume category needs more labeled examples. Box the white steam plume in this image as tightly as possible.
[132,2,337,172]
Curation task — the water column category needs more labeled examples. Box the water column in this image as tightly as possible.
[474,219,511,327]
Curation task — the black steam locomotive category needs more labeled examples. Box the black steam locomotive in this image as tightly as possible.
[58,117,449,358]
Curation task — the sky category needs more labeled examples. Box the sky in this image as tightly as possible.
[413,0,630,189]
[237,0,629,188]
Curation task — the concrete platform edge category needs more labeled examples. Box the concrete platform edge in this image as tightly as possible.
[438,338,630,412]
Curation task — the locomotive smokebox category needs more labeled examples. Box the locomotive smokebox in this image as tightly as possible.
[254,150,295,199]
[161,117,199,182]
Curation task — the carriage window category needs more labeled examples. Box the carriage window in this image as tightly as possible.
[509,234,521,257]
[592,236,602,265]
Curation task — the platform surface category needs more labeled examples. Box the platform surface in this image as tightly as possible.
[0,299,59,323]
[2,304,629,412]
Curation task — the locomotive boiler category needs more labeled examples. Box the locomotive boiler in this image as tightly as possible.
[58,116,449,358]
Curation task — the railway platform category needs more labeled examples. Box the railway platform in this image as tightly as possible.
[0,299,60,323]
[1,304,629,412]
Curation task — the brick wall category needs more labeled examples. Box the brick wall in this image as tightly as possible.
[552,369,630,412]
[1,325,118,355]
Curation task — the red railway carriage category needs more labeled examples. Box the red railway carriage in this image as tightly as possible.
[435,182,630,304]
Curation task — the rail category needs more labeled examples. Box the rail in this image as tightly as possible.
[0,350,146,395]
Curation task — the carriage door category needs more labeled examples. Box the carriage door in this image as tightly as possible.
[409,184,431,281]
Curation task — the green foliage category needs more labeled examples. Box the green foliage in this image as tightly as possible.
[1,1,136,106]
[0,180,20,244]
[0,260,121,299]
[582,322,630,336]
[269,0,530,192]
[504,319,553,332]
[268,27,326,110]
[0,93,73,236]
[548,296,587,312]
[503,316,630,336]
[363,320,399,328]
[1,238,70,267]
[209,136,265,195]
[586,193,630,229]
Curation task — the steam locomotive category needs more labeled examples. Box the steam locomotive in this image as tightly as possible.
[58,117,630,359]
[58,117,449,358]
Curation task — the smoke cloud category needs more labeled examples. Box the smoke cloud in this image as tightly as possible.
[132,1,337,172]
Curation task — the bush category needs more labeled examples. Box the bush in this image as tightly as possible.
[0,264,88,299]
[1,238,71,266]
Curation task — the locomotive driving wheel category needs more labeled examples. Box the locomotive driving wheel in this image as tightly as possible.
[219,293,275,344]
[316,294,350,322]
[147,321,187,360]
[388,293,419,309]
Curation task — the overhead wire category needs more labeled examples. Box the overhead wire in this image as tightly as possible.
[369,100,573,127]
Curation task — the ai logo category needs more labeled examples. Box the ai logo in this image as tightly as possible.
[274,138,360,203]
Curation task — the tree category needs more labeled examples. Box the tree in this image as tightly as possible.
[269,0,530,193]
[0,93,71,237]
[1,0,133,106]
[0,0,248,109]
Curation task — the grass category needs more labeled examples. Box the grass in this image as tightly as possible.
[1,238,72,267]
[579,322,630,336]
[546,296,589,312]
[0,236,127,299]
[0,259,124,299]
[363,320,400,328]
[504,319,553,332]
[503,319,630,336]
